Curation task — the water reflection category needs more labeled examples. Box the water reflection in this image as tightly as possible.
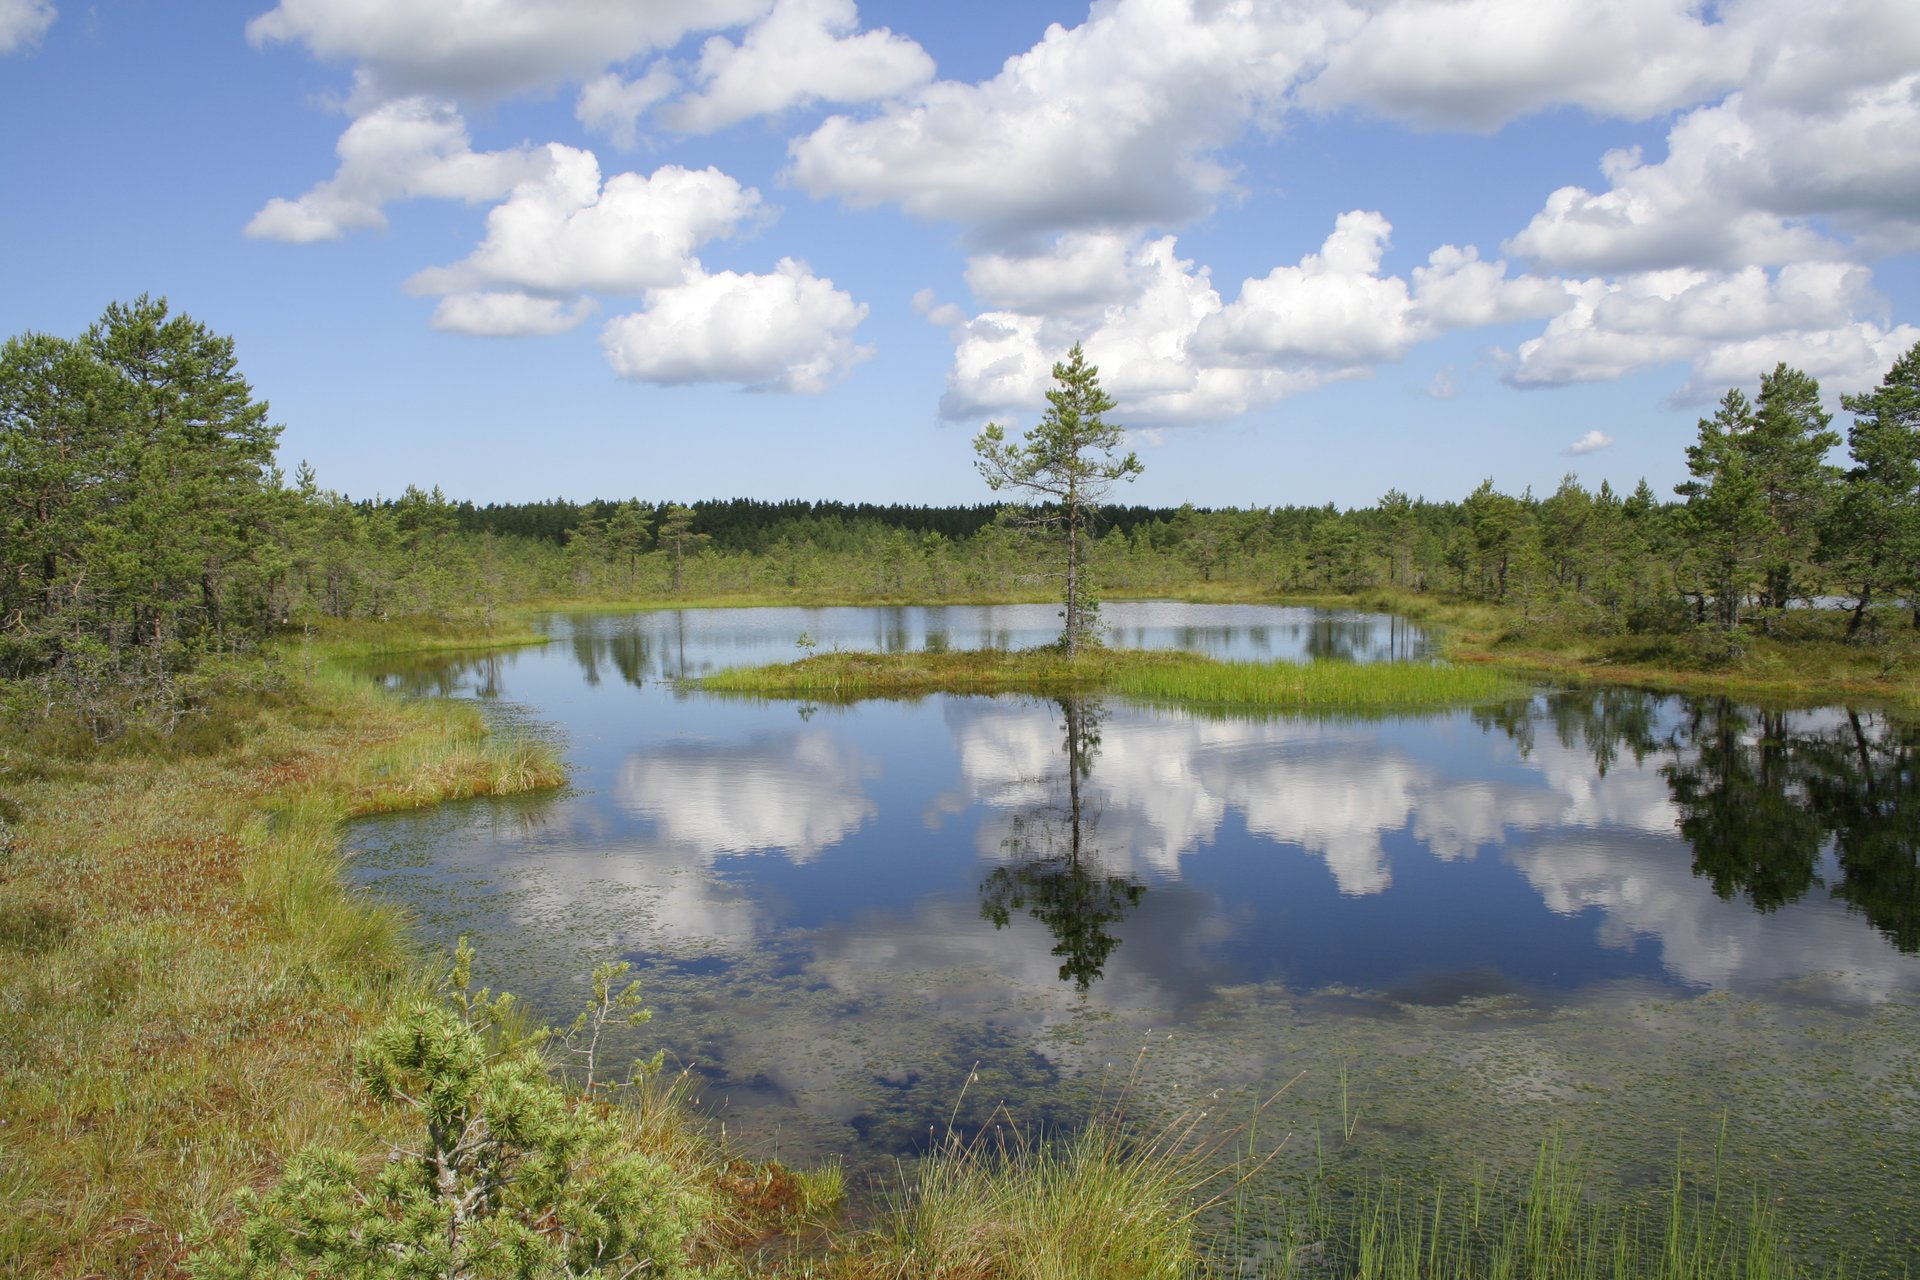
[1512,691,1920,953]
[353,614,1919,1004]
[617,728,877,864]
[978,698,1147,991]
[344,610,1920,1269]
[544,600,1433,681]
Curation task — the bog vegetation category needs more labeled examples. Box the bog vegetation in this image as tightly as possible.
[3,299,1915,1276]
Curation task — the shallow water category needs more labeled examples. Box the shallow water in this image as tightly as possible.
[349,604,1920,1272]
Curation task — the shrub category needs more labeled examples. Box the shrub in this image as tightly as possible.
[189,944,712,1280]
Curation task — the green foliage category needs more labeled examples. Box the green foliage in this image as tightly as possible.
[0,296,284,697]
[1824,340,1920,634]
[1234,1138,1816,1280]
[974,344,1144,656]
[189,942,710,1280]
[1678,366,1843,630]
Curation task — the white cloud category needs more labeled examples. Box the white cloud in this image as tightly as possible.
[1507,79,1920,275]
[429,292,597,337]
[1568,430,1614,455]
[911,288,967,329]
[1411,244,1573,330]
[601,258,871,392]
[244,98,550,242]
[941,235,1333,426]
[407,148,762,296]
[787,0,1340,242]
[1301,0,1735,130]
[660,0,933,135]
[1201,211,1422,366]
[0,0,54,53]
[964,232,1139,315]
[246,0,771,103]
[941,215,1570,425]
[574,65,679,150]
[1506,261,1920,397]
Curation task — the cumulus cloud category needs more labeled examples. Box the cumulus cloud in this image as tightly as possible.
[1568,430,1614,455]
[1503,95,1911,275]
[246,0,771,103]
[787,0,1341,242]
[1301,0,1735,130]
[660,0,932,135]
[244,98,550,242]
[0,0,54,52]
[574,65,679,150]
[940,215,1569,425]
[601,258,871,392]
[428,292,597,337]
[1201,211,1423,366]
[406,148,762,297]
[1506,260,1920,397]
[963,232,1140,315]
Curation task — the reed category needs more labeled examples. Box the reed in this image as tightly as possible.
[1222,1139,1821,1280]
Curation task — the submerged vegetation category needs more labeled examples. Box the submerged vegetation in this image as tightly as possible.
[695,646,1526,711]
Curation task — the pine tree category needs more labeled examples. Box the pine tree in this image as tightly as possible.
[972,345,1142,656]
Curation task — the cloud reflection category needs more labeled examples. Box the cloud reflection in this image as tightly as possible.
[616,727,876,864]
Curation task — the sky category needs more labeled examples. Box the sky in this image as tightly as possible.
[2,0,1916,510]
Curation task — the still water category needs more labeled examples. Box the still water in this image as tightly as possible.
[351,605,1920,1269]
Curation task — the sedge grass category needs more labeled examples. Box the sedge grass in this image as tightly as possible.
[696,647,1526,712]
[1223,1138,1824,1280]
[869,1110,1217,1280]
[0,648,566,1278]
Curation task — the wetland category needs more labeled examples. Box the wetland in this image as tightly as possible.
[349,602,1920,1274]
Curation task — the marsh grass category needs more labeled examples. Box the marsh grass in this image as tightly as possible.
[868,1110,1216,1279]
[1223,1139,1821,1280]
[297,614,549,658]
[696,647,1525,712]
[0,647,566,1278]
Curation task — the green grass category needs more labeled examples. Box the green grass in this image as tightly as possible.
[860,1110,1223,1280]
[1222,1139,1822,1280]
[292,612,550,658]
[695,647,1528,712]
[0,646,570,1277]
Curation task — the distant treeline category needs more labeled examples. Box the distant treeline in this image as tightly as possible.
[446,497,1187,549]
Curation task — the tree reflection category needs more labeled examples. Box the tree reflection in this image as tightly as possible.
[1663,700,1825,911]
[978,697,1146,991]
[568,627,654,688]
[1499,691,1920,951]
[1806,710,1920,951]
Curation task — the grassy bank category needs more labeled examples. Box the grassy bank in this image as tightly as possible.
[694,647,1526,712]
[1287,588,1920,712]
[0,650,570,1277]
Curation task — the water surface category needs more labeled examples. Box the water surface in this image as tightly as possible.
[351,604,1920,1271]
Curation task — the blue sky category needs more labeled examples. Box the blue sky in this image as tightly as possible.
[3,0,1916,509]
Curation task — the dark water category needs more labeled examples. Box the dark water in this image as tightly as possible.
[349,605,1920,1270]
